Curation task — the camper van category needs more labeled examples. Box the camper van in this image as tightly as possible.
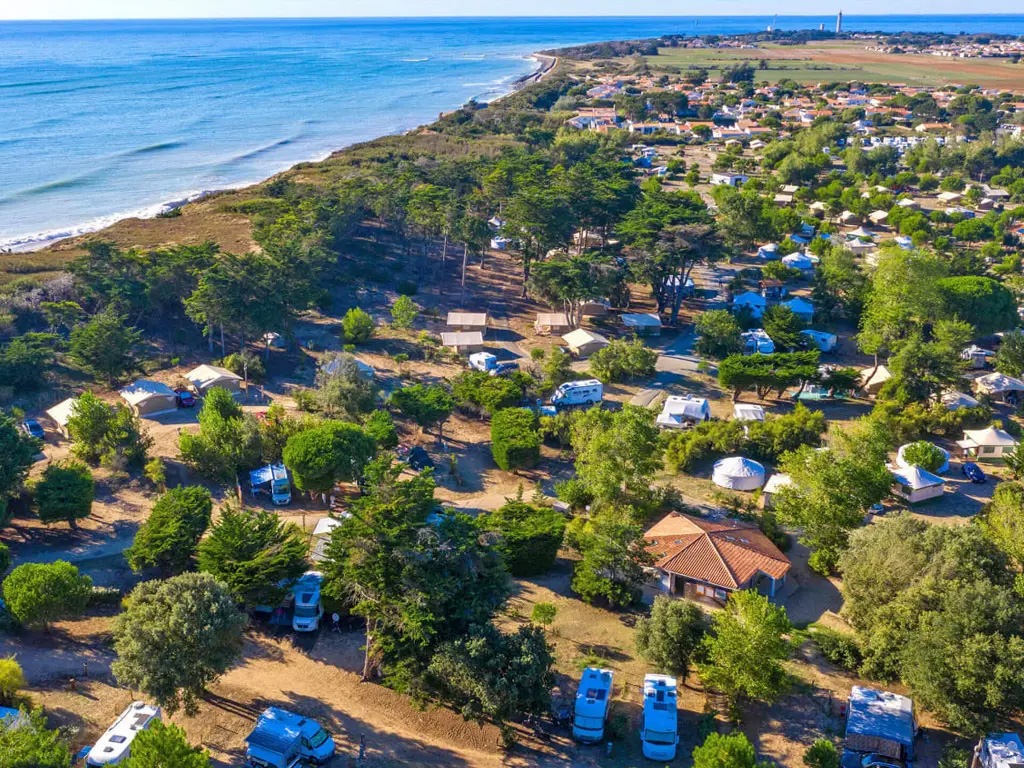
[291,571,324,633]
[86,702,161,765]
[572,667,613,743]
[552,379,603,409]
[250,463,291,506]
[640,674,679,761]
[245,707,335,768]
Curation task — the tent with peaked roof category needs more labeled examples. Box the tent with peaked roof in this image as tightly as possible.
[891,465,945,504]
[45,397,78,437]
[859,365,891,396]
[973,372,1024,403]
[957,426,1019,460]
[119,380,178,418]
[712,456,766,491]
[185,364,243,395]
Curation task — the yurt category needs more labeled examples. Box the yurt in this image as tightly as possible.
[896,442,950,474]
[781,252,814,272]
[891,465,945,504]
[712,457,766,491]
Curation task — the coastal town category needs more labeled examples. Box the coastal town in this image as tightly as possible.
[5,25,1024,768]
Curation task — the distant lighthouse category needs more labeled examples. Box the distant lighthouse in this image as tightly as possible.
[836,10,843,33]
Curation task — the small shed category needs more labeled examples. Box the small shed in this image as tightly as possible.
[859,365,891,396]
[895,197,919,210]
[712,457,766,491]
[534,313,571,336]
[958,426,1019,461]
[656,395,711,429]
[845,687,916,762]
[185,364,243,396]
[562,328,609,358]
[446,312,488,335]
[119,380,178,418]
[773,193,794,205]
[440,331,484,355]
[45,397,78,437]
[781,297,814,322]
[937,191,963,205]
[733,403,765,422]
[761,473,794,508]
[621,313,662,336]
[802,329,838,353]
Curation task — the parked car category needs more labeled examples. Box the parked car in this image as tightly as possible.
[407,446,434,471]
[175,389,196,408]
[489,361,520,377]
[962,461,986,484]
[841,753,908,768]
[20,419,44,440]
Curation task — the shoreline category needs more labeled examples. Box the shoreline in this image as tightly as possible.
[3,51,555,256]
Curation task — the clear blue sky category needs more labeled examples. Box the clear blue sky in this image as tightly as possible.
[3,1,1020,19]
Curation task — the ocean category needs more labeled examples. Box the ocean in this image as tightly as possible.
[2,15,1024,251]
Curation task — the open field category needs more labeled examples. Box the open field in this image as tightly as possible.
[650,40,1024,88]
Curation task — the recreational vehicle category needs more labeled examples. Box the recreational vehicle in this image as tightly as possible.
[572,667,613,743]
[641,674,679,761]
[245,707,335,768]
[86,702,161,766]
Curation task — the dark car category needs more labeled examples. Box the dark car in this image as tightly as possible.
[841,753,908,768]
[962,461,986,484]
[175,389,196,408]
[407,446,435,471]
[489,361,520,377]
[20,419,44,440]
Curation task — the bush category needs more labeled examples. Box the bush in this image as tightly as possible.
[220,351,265,383]
[554,478,593,510]
[396,279,418,296]
[589,338,657,383]
[390,295,418,329]
[341,307,375,344]
[531,602,557,627]
[88,586,123,607]
[695,309,743,359]
[635,596,705,678]
[901,440,946,472]
[452,371,523,417]
[0,656,25,705]
[482,500,566,576]
[0,542,9,575]
[804,740,840,768]
[810,626,862,672]
[490,409,541,472]
[1,561,92,631]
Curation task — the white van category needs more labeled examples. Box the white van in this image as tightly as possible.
[291,572,324,633]
[640,674,679,760]
[572,667,613,743]
[86,702,161,765]
[551,379,603,408]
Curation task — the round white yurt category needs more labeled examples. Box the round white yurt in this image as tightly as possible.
[712,457,766,491]
[895,442,950,475]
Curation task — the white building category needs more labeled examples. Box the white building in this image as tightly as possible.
[657,395,711,429]
[891,465,945,504]
[957,426,1020,461]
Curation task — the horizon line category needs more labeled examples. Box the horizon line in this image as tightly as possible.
[4,12,1024,21]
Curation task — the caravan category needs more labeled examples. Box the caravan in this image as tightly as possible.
[572,667,613,743]
[290,572,324,633]
[245,707,335,768]
[640,675,679,760]
[551,379,603,409]
[86,702,161,765]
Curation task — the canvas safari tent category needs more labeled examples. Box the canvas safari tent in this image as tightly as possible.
[562,329,609,358]
[891,465,945,504]
[185,364,243,396]
[46,397,78,437]
[119,380,178,418]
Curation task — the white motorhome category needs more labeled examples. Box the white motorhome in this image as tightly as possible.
[86,702,161,766]
[551,379,603,408]
[291,572,324,633]
[572,667,613,743]
[245,707,335,768]
[468,351,497,372]
[640,674,679,760]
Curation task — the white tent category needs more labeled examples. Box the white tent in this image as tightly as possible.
[781,297,814,321]
[859,365,891,396]
[802,329,838,352]
[185,364,243,395]
[973,372,1024,402]
[622,313,662,336]
[45,397,78,437]
[733,291,766,319]
[896,442,950,474]
[762,473,794,507]
[657,396,711,429]
[939,390,980,411]
[562,328,609,358]
[891,465,945,504]
[757,243,779,260]
[712,457,766,491]
[733,403,765,422]
[781,252,814,271]
[848,226,874,239]
[119,380,178,418]
[958,426,1019,460]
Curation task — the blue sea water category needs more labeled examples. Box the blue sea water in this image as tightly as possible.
[2,15,1024,250]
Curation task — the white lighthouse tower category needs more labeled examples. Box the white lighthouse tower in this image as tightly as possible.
[836,10,843,33]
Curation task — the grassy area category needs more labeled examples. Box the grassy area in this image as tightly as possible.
[649,40,1024,88]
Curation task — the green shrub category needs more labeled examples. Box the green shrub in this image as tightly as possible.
[396,279,418,296]
[490,409,541,472]
[0,656,25,705]
[341,307,375,344]
[363,410,399,449]
[554,478,593,510]
[589,338,657,383]
[0,543,9,576]
[220,351,265,383]
[531,602,558,627]
[482,500,566,576]
[87,586,123,607]
[810,626,862,672]
[900,441,946,472]
[804,740,840,768]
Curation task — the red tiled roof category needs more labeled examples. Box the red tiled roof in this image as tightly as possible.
[645,512,791,589]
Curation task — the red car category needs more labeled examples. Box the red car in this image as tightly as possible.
[175,389,196,408]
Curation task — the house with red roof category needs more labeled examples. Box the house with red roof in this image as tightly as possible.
[644,512,791,607]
